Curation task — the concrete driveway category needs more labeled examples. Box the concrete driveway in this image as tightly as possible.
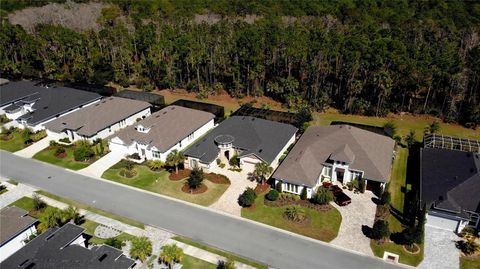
[209,164,257,216]
[78,151,125,178]
[14,137,50,157]
[420,225,459,269]
[330,189,377,256]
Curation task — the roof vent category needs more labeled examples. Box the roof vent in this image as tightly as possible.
[25,263,36,269]
[155,115,160,118]
[62,122,66,125]
[19,259,30,267]
[46,234,56,241]
[95,104,100,106]
[171,107,176,110]
[43,106,48,109]
[163,111,167,114]
[98,254,108,262]
[258,149,263,153]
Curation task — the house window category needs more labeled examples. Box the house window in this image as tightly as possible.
[324,167,332,177]
[179,141,182,148]
[152,151,161,159]
[295,185,298,193]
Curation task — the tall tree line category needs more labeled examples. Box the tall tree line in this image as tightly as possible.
[0,0,479,127]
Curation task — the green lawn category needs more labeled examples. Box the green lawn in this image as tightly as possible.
[7,179,18,185]
[241,194,342,242]
[102,164,229,206]
[33,145,91,170]
[36,190,144,229]
[0,132,27,152]
[9,196,44,216]
[173,236,268,269]
[0,188,8,195]
[460,256,480,269]
[371,240,424,267]
[315,110,480,140]
[182,255,217,269]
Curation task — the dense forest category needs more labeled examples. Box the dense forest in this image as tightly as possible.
[1,0,479,127]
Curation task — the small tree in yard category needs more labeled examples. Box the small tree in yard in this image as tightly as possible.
[166,150,185,174]
[187,167,204,190]
[61,206,83,225]
[456,239,480,256]
[370,220,390,241]
[146,160,164,171]
[73,145,94,161]
[254,162,273,185]
[311,186,334,205]
[38,207,63,232]
[229,154,240,168]
[32,193,47,211]
[405,130,416,148]
[300,187,308,200]
[130,236,152,262]
[159,243,184,269]
[105,238,125,249]
[238,187,257,207]
[427,121,440,134]
[284,206,307,222]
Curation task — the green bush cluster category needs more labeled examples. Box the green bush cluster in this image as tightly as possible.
[238,187,257,207]
[265,189,279,201]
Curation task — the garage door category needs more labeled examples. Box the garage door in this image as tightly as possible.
[426,214,459,231]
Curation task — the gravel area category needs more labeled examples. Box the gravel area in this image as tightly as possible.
[94,224,121,239]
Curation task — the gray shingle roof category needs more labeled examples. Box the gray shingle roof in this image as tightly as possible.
[421,148,480,214]
[0,80,101,126]
[0,207,38,246]
[0,223,135,269]
[45,97,151,137]
[184,116,298,164]
[273,125,395,187]
[111,105,215,153]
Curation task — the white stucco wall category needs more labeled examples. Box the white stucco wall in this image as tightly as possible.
[0,225,37,263]
[270,133,297,169]
[110,118,215,162]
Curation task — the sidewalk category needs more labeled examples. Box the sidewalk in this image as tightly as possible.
[0,179,258,269]
[14,137,50,158]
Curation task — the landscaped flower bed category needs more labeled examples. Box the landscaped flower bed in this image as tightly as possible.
[169,169,192,181]
[264,197,332,212]
[205,173,230,184]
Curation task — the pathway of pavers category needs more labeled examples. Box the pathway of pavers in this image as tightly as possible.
[14,137,50,158]
[419,225,459,269]
[330,189,376,256]
[0,179,256,269]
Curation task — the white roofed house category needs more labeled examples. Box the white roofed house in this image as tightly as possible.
[108,105,215,162]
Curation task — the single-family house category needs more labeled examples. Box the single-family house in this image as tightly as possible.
[45,97,151,142]
[0,80,101,131]
[184,116,298,173]
[273,125,395,198]
[420,147,480,233]
[109,105,215,161]
[0,207,38,262]
[0,223,135,269]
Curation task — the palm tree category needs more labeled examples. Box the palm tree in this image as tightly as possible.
[166,150,186,174]
[38,207,62,232]
[61,206,83,225]
[159,244,184,269]
[405,130,416,148]
[130,236,152,262]
[254,162,273,185]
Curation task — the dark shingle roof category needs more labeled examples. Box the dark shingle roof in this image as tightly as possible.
[184,116,298,164]
[0,207,38,246]
[0,223,135,269]
[0,80,101,126]
[273,125,395,187]
[421,148,480,214]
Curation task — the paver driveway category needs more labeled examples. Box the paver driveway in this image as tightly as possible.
[420,224,459,269]
[330,189,377,256]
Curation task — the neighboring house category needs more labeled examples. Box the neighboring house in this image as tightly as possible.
[273,125,395,198]
[184,116,298,173]
[109,105,215,161]
[0,223,135,269]
[420,147,480,233]
[0,80,101,131]
[45,97,151,142]
[0,207,38,263]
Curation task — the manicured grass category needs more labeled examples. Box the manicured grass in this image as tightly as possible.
[33,145,90,170]
[182,254,217,269]
[36,190,144,229]
[315,109,480,140]
[241,194,342,242]
[102,164,229,206]
[460,256,480,269]
[0,132,27,152]
[0,188,8,195]
[7,179,18,185]
[173,236,268,269]
[371,240,424,267]
[9,196,40,213]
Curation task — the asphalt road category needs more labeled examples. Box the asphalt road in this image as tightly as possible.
[0,151,403,269]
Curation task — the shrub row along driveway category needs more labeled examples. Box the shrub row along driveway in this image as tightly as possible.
[330,189,376,256]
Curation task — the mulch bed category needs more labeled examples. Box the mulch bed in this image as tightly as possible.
[169,169,192,181]
[54,152,67,158]
[255,184,270,194]
[265,199,332,212]
[181,184,208,194]
[205,173,230,184]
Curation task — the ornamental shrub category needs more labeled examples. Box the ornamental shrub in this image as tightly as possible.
[238,187,257,207]
[266,189,279,201]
